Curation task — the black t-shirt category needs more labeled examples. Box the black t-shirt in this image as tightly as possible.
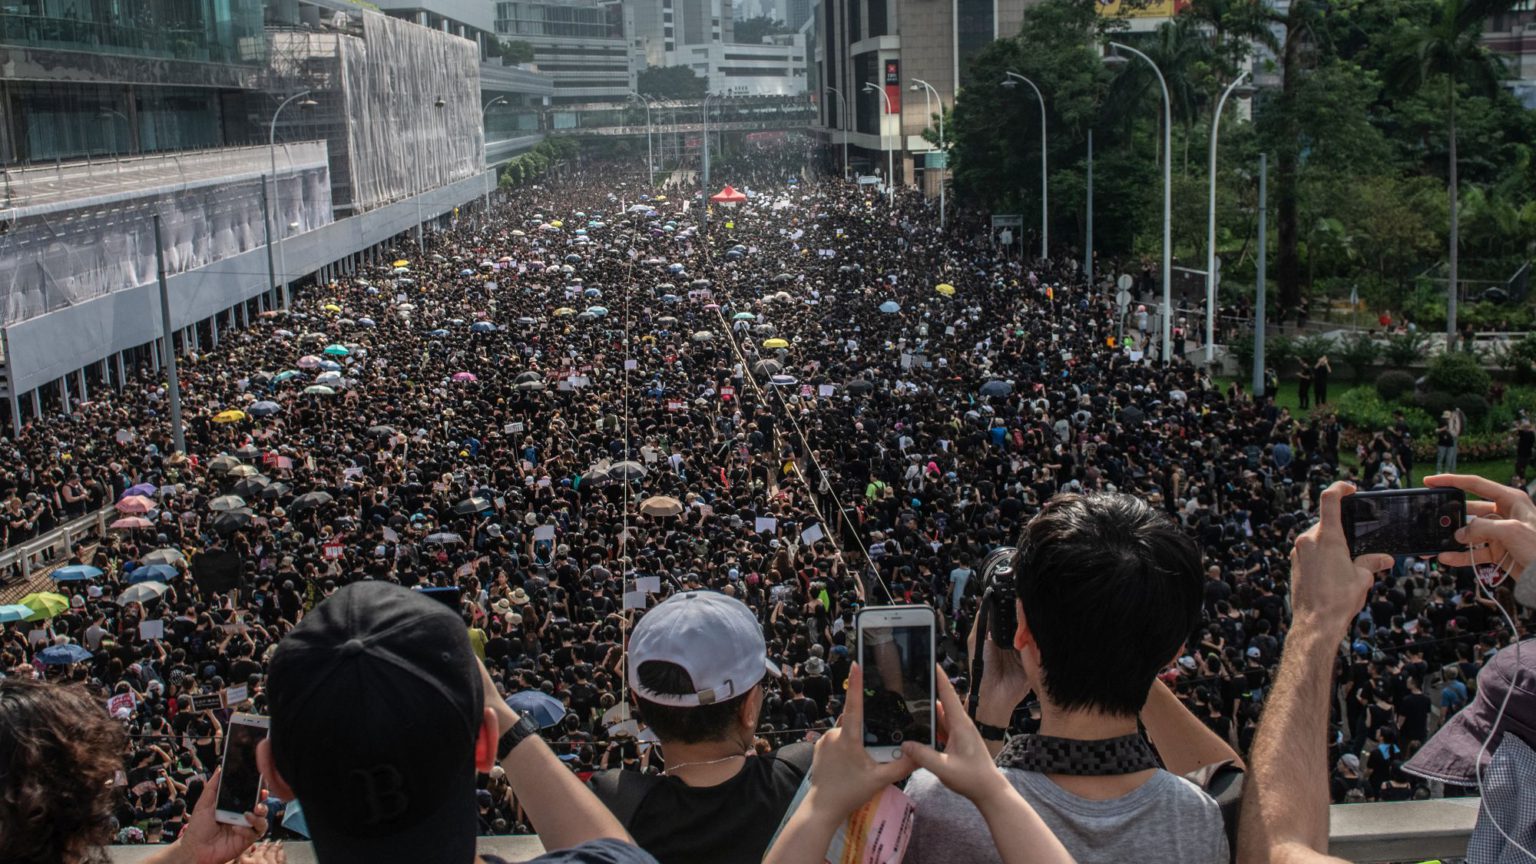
[613,747,810,864]
[1397,692,1432,744]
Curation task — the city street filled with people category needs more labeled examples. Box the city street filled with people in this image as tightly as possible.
[1,148,1532,864]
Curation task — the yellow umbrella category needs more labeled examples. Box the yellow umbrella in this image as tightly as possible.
[935,283,956,296]
[20,592,69,621]
[212,409,247,424]
[549,220,563,228]
[763,338,789,349]
[554,307,577,317]
[322,303,342,313]
[392,259,410,268]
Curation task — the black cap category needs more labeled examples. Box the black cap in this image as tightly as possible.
[268,582,483,864]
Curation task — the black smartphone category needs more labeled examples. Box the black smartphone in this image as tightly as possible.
[1341,488,1466,557]
[418,586,463,610]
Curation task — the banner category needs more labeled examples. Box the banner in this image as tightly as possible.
[1095,0,1189,18]
[883,60,902,115]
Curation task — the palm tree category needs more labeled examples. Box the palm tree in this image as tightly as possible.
[1387,0,1512,349]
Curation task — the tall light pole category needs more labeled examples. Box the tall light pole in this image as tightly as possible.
[628,92,653,184]
[268,90,316,311]
[1204,71,1255,366]
[909,78,945,229]
[702,92,718,231]
[862,82,894,197]
[482,95,509,212]
[1002,71,1047,260]
[1105,42,1172,365]
[824,86,848,179]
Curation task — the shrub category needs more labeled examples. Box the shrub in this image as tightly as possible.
[1454,393,1491,429]
[1383,330,1432,367]
[1293,334,1335,367]
[1488,334,1536,384]
[1375,370,1416,402]
[1338,332,1382,382]
[1425,350,1491,398]
[1266,334,1297,370]
[1230,332,1255,375]
[1333,388,1435,437]
[1412,390,1456,419]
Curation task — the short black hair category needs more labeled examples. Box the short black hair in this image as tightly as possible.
[635,660,751,744]
[1014,493,1203,717]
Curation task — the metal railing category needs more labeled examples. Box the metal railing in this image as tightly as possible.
[0,504,116,598]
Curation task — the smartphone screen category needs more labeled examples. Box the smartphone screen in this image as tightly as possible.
[216,714,269,823]
[858,607,935,760]
[1343,489,1466,557]
[418,586,463,610]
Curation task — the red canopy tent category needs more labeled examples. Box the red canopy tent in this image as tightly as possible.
[708,185,747,206]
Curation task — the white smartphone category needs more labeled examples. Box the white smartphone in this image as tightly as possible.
[856,605,936,763]
[215,713,270,826]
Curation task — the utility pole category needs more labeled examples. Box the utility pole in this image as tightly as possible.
[153,214,186,454]
[1254,152,1267,397]
[1085,129,1093,285]
[261,174,275,310]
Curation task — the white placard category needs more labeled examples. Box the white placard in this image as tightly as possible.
[138,620,165,641]
[818,384,835,397]
[636,575,661,594]
[754,516,778,534]
[623,590,647,610]
[800,523,825,545]
[624,359,638,370]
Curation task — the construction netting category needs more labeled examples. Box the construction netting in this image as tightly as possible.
[338,12,484,213]
[0,146,332,328]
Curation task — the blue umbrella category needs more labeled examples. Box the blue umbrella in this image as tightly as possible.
[37,644,93,665]
[248,400,282,417]
[273,370,304,383]
[318,360,342,373]
[978,380,1013,397]
[879,301,901,314]
[52,565,103,582]
[586,306,609,317]
[128,564,179,584]
[668,263,685,273]
[0,604,33,623]
[505,690,567,729]
[430,328,450,338]
[459,268,474,277]
[584,287,602,297]
[471,321,496,333]
[357,317,376,328]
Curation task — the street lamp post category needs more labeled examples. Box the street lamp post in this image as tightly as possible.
[862,83,894,198]
[482,95,509,212]
[702,93,718,231]
[1002,71,1047,260]
[909,78,945,229]
[1205,71,1255,366]
[268,90,316,311]
[1105,42,1172,365]
[824,86,848,179]
[628,92,653,185]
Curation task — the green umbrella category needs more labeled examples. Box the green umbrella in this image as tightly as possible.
[323,344,350,356]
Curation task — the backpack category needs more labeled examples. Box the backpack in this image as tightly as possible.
[590,742,815,829]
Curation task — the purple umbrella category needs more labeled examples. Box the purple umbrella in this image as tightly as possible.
[122,483,157,499]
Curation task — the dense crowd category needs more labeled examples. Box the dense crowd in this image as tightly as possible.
[0,145,1528,853]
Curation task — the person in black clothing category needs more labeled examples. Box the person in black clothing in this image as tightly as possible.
[590,592,812,864]
[1516,418,1535,483]
[1395,677,1432,747]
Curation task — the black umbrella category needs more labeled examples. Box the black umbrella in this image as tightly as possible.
[978,380,1013,397]
[454,497,492,515]
[232,476,272,498]
[514,371,544,384]
[233,444,262,461]
[289,491,334,512]
[846,380,875,394]
[366,425,397,437]
[258,482,292,500]
[207,455,242,476]
[212,509,255,533]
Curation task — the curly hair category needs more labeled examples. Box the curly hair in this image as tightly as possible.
[0,678,126,864]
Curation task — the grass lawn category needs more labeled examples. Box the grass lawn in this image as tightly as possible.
[1214,377,1519,486]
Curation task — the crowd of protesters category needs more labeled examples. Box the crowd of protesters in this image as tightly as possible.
[0,144,1530,863]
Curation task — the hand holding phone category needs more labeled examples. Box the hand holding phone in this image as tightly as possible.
[1340,488,1466,558]
[857,605,935,763]
[215,714,269,826]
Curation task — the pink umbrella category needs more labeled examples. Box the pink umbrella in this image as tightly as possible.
[297,355,322,369]
[115,495,156,514]
[110,516,154,530]
[703,303,721,311]
[452,372,478,383]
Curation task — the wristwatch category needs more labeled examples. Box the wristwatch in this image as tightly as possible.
[975,721,1010,742]
[497,712,542,761]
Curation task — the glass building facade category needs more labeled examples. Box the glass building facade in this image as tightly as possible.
[1,0,265,64]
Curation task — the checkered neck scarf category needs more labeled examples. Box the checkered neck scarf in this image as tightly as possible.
[995,733,1160,777]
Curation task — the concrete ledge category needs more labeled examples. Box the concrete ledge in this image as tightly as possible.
[1327,799,1481,863]
[103,800,1480,863]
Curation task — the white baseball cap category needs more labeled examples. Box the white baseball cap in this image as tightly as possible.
[628,591,778,707]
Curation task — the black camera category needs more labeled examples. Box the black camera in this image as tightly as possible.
[978,546,1019,648]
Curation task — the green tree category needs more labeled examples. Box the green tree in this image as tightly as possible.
[1385,0,1514,348]
[638,65,707,99]
[733,16,788,44]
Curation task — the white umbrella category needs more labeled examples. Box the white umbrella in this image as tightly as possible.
[118,582,169,605]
